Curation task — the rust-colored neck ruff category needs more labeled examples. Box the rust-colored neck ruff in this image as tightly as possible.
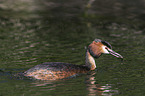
[85,50,96,70]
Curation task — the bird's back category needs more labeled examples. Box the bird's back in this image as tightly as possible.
[24,62,90,80]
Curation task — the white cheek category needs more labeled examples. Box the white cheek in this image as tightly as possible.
[102,46,109,54]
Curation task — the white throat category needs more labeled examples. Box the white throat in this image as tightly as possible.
[85,50,96,70]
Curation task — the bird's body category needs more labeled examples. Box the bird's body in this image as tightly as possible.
[24,39,123,80]
[24,62,90,80]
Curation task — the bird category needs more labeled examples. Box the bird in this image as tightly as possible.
[23,39,123,80]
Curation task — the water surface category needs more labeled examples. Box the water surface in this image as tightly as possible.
[0,0,144,96]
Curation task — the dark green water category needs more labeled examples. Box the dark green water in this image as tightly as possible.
[0,0,145,96]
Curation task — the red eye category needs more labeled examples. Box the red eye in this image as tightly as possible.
[105,47,108,49]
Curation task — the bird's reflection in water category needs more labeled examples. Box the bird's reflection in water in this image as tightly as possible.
[85,71,118,96]
[30,80,63,91]
[24,71,118,95]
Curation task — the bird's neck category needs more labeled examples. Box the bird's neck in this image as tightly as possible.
[85,50,96,70]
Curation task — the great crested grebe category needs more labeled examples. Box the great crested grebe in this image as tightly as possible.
[23,39,123,80]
